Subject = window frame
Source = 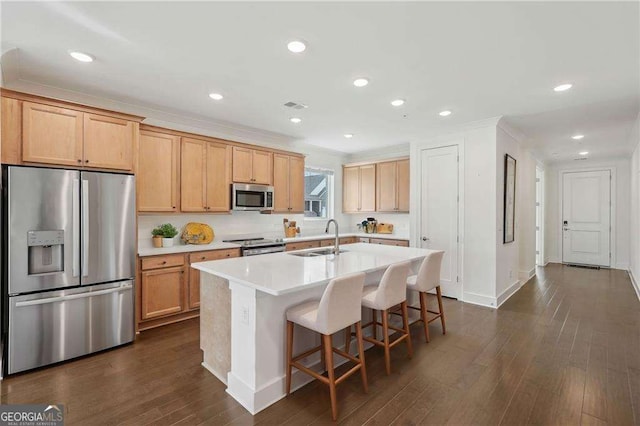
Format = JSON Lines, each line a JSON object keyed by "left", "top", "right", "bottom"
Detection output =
{"left": 303, "top": 166, "right": 334, "bottom": 221}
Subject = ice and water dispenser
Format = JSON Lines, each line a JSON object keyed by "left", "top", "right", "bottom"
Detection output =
{"left": 27, "top": 230, "right": 64, "bottom": 275}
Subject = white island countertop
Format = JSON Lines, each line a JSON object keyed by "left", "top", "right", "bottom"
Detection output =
{"left": 191, "top": 243, "right": 433, "bottom": 296}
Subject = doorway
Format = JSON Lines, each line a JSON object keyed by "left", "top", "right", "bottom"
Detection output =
{"left": 535, "top": 167, "right": 544, "bottom": 266}
{"left": 561, "top": 170, "right": 611, "bottom": 267}
{"left": 419, "top": 145, "right": 460, "bottom": 299}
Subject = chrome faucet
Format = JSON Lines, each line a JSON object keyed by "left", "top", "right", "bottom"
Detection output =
{"left": 325, "top": 219, "right": 340, "bottom": 255}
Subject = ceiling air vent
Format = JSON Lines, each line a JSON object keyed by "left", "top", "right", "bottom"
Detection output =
{"left": 284, "top": 101, "right": 309, "bottom": 110}
{"left": 573, "top": 157, "right": 588, "bottom": 161}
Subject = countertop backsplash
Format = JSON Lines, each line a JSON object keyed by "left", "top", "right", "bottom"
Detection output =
{"left": 138, "top": 212, "right": 410, "bottom": 244}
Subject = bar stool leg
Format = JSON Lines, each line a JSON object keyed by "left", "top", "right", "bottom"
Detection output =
{"left": 436, "top": 285, "right": 446, "bottom": 334}
{"left": 323, "top": 334, "right": 338, "bottom": 421}
{"left": 372, "top": 309, "right": 377, "bottom": 340}
{"left": 344, "top": 325, "right": 352, "bottom": 355}
{"left": 355, "top": 321, "right": 368, "bottom": 393}
{"left": 401, "top": 301, "right": 413, "bottom": 358}
{"left": 419, "top": 291, "right": 430, "bottom": 343}
{"left": 320, "top": 335, "right": 326, "bottom": 372}
{"left": 286, "top": 321, "right": 294, "bottom": 394}
{"left": 381, "top": 309, "right": 391, "bottom": 375}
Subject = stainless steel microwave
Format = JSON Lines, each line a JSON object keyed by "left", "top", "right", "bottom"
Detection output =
{"left": 231, "top": 183, "right": 274, "bottom": 211}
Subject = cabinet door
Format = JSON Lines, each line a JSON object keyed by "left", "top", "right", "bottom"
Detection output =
{"left": 397, "top": 159, "right": 410, "bottom": 212}
{"left": 359, "top": 164, "right": 377, "bottom": 212}
{"left": 206, "top": 142, "right": 232, "bottom": 212}
{"left": 343, "top": 166, "right": 360, "bottom": 213}
{"left": 232, "top": 146, "right": 253, "bottom": 183}
{"left": 141, "top": 266, "right": 185, "bottom": 319}
{"left": 138, "top": 130, "right": 180, "bottom": 212}
{"left": 376, "top": 161, "right": 397, "bottom": 212}
{"left": 1, "top": 97, "right": 21, "bottom": 165}
{"left": 272, "top": 154, "right": 290, "bottom": 212}
{"left": 22, "top": 102, "right": 83, "bottom": 166}
{"left": 289, "top": 156, "right": 305, "bottom": 213}
{"left": 181, "top": 138, "right": 207, "bottom": 212}
{"left": 83, "top": 113, "right": 134, "bottom": 170}
{"left": 252, "top": 150, "right": 273, "bottom": 185}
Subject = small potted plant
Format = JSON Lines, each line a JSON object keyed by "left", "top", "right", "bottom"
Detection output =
{"left": 159, "top": 223, "right": 179, "bottom": 247}
{"left": 151, "top": 226, "right": 164, "bottom": 248}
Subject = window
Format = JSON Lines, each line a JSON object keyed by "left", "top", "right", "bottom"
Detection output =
{"left": 304, "top": 168, "right": 333, "bottom": 219}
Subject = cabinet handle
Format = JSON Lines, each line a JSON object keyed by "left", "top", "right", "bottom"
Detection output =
{"left": 201, "top": 256, "right": 206, "bottom": 260}
{"left": 85, "top": 160, "right": 89, "bottom": 163}
{"left": 162, "top": 261, "right": 167, "bottom": 264}
{"left": 226, "top": 253, "right": 230, "bottom": 257}
{"left": 172, "top": 206, "right": 176, "bottom": 209}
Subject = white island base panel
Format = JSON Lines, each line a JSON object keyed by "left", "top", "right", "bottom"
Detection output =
{"left": 195, "top": 244, "right": 433, "bottom": 414}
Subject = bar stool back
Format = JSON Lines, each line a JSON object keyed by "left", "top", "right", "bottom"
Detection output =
{"left": 406, "top": 250, "right": 446, "bottom": 342}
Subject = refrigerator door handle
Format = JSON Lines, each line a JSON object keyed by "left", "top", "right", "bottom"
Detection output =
{"left": 72, "top": 179, "right": 80, "bottom": 277}
{"left": 82, "top": 179, "right": 89, "bottom": 277}
{"left": 14, "top": 284, "right": 133, "bottom": 307}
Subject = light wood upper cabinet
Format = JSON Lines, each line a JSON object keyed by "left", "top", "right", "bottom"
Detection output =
{"left": 344, "top": 158, "right": 409, "bottom": 213}
{"left": 180, "top": 138, "right": 207, "bottom": 212}
{"left": 205, "top": 142, "right": 232, "bottom": 212}
{"left": 1, "top": 97, "right": 21, "bottom": 165}
{"left": 180, "top": 138, "right": 231, "bottom": 213}
{"left": 273, "top": 154, "right": 305, "bottom": 213}
{"left": 138, "top": 130, "right": 180, "bottom": 212}
{"left": 22, "top": 102, "right": 83, "bottom": 166}
{"left": 141, "top": 266, "right": 185, "bottom": 320}
{"left": 83, "top": 113, "right": 134, "bottom": 170}
{"left": 232, "top": 146, "right": 272, "bottom": 185}
{"left": 360, "top": 164, "right": 376, "bottom": 212}
{"left": 376, "top": 159, "right": 409, "bottom": 212}
{"left": 343, "top": 164, "right": 376, "bottom": 213}
{"left": 397, "top": 159, "right": 410, "bottom": 211}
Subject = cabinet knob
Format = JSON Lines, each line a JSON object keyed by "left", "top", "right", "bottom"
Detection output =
{"left": 162, "top": 261, "right": 167, "bottom": 264}
{"left": 85, "top": 160, "right": 89, "bottom": 163}
{"left": 226, "top": 253, "right": 230, "bottom": 257}
{"left": 201, "top": 256, "right": 206, "bottom": 260}
{"left": 172, "top": 206, "right": 176, "bottom": 209}
{"left": 77, "top": 159, "right": 82, "bottom": 163}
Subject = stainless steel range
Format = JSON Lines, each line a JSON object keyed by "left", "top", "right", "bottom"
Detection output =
{"left": 222, "top": 238, "right": 285, "bottom": 256}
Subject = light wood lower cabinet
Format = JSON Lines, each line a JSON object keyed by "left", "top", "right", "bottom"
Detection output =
{"left": 141, "top": 266, "right": 185, "bottom": 320}
{"left": 138, "top": 248, "right": 240, "bottom": 330}
{"left": 285, "top": 240, "right": 321, "bottom": 251}
{"left": 369, "top": 238, "right": 410, "bottom": 247}
{"left": 319, "top": 237, "right": 357, "bottom": 247}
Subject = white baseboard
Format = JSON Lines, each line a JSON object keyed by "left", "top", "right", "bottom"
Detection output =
{"left": 615, "top": 262, "right": 629, "bottom": 270}
{"left": 628, "top": 269, "right": 640, "bottom": 301}
{"left": 462, "top": 291, "right": 497, "bottom": 309}
{"left": 518, "top": 268, "right": 535, "bottom": 281}
{"left": 497, "top": 280, "right": 524, "bottom": 307}
{"left": 201, "top": 361, "right": 227, "bottom": 385}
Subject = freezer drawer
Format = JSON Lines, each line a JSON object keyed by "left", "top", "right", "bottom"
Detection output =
{"left": 7, "top": 281, "right": 134, "bottom": 374}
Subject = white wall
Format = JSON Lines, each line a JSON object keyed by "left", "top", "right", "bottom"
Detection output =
{"left": 545, "top": 158, "right": 631, "bottom": 269}
{"left": 628, "top": 112, "right": 640, "bottom": 297}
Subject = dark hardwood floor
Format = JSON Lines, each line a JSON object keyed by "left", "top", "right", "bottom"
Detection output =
{"left": 2, "top": 264, "right": 639, "bottom": 425}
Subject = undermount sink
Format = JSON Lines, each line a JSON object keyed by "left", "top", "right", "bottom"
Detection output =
{"left": 288, "top": 248, "right": 346, "bottom": 257}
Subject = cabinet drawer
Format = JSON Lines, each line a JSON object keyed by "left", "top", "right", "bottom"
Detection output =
{"left": 189, "top": 248, "right": 241, "bottom": 263}
{"left": 369, "top": 238, "right": 409, "bottom": 247}
{"left": 141, "top": 254, "right": 185, "bottom": 270}
{"left": 320, "top": 237, "right": 356, "bottom": 247}
{"left": 285, "top": 241, "right": 321, "bottom": 251}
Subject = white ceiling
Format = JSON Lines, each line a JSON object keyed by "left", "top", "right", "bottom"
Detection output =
{"left": 1, "top": 1, "right": 639, "bottom": 161}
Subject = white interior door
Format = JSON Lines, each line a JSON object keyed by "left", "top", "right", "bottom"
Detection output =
{"left": 420, "top": 145, "right": 459, "bottom": 298}
{"left": 562, "top": 170, "right": 611, "bottom": 267}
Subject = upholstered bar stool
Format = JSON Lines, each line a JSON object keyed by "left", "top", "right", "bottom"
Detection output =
{"left": 285, "top": 272, "right": 367, "bottom": 421}
{"left": 406, "top": 250, "right": 446, "bottom": 342}
{"left": 347, "top": 261, "right": 412, "bottom": 375}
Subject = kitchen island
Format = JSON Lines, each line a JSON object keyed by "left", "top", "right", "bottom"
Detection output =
{"left": 191, "top": 243, "right": 436, "bottom": 414}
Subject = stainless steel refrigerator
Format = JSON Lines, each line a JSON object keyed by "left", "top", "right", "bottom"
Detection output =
{"left": 1, "top": 166, "right": 135, "bottom": 375}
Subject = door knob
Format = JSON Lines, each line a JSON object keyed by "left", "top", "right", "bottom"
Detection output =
{"left": 422, "top": 237, "right": 429, "bottom": 241}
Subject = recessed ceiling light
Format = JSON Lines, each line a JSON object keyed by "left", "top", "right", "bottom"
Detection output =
{"left": 69, "top": 51, "right": 94, "bottom": 63}
{"left": 353, "top": 78, "right": 369, "bottom": 87}
{"left": 290, "top": 117, "right": 302, "bottom": 124}
{"left": 439, "top": 110, "right": 452, "bottom": 117}
{"left": 209, "top": 93, "right": 224, "bottom": 101}
{"left": 579, "top": 151, "right": 589, "bottom": 156}
{"left": 344, "top": 133, "right": 354, "bottom": 138}
{"left": 572, "top": 134, "right": 584, "bottom": 140}
{"left": 287, "top": 40, "right": 306, "bottom": 53}
{"left": 554, "top": 83, "right": 573, "bottom": 92}
{"left": 391, "top": 99, "right": 405, "bottom": 107}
